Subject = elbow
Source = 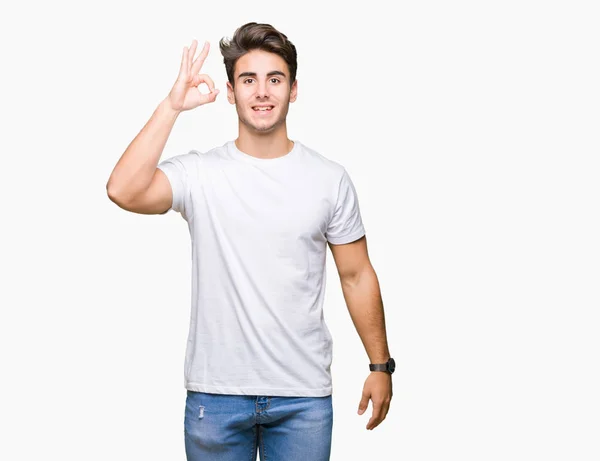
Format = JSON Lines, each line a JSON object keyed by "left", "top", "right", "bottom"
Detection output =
{"left": 106, "top": 179, "right": 119, "bottom": 200}
{"left": 106, "top": 184, "right": 128, "bottom": 208}
{"left": 106, "top": 183, "right": 119, "bottom": 203}
{"left": 340, "top": 264, "right": 375, "bottom": 289}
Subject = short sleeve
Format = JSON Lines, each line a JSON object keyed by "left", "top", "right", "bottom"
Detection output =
{"left": 156, "top": 151, "right": 197, "bottom": 220}
{"left": 326, "top": 169, "right": 366, "bottom": 244}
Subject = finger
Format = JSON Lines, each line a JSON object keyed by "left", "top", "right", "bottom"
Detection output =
{"left": 386, "top": 398, "right": 391, "bottom": 413}
{"left": 357, "top": 392, "right": 370, "bottom": 415}
{"left": 179, "top": 46, "right": 189, "bottom": 80}
{"left": 191, "top": 41, "right": 210, "bottom": 76}
{"left": 367, "top": 399, "right": 390, "bottom": 430}
{"left": 368, "top": 402, "right": 390, "bottom": 430}
{"left": 179, "top": 46, "right": 187, "bottom": 77}
{"left": 198, "top": 86, "right": 220, "bottom": 105}
{"left": 192, "top": 74, "right": 215, "bottom": 92}
{"left": 188, "top": 39, "right": 198, "bottom": 73}
{"left": 380, "top": 400, "right": 390, "bottom": 423}
{"left": 367, "top": 401, "right": 383, "bottom": 430}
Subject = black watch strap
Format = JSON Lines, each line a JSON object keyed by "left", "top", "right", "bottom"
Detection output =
{"left": 369, "top": 363, "right": 388, "bottom": 372}
{"left": 369, "top": 357, "right": 395, "bottom": 374}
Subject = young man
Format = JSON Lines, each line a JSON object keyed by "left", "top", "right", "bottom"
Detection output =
{"left": 106, "top": 22, "right": 393, "bottom": 461}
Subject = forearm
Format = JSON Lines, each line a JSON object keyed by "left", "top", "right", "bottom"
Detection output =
{"left": 340, "top": 267, "right": 390, "bottom": 364}
{"left": 106, "top": 98, "right": 181, "bottom": 202}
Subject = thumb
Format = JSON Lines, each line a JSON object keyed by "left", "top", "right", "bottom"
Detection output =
{"left": 200, "top": 88, "right": 219, "bottom": 105}
{"left": 208, "top": 88, "right": 220, "bottom": 101}
{"left": 357, "top": 392, "right": 370, "bottom": 415}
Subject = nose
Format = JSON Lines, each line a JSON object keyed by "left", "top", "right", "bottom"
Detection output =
{"left": 255, "top": 81, "right": 269, "bottom": 99}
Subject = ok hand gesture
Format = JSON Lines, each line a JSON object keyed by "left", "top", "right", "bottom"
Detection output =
{"left": 167, "top": 39, "right": 219, "bottom": 112}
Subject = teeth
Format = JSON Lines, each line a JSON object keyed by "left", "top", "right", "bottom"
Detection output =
{"left": 253, "top": 107, "right": 273, "bottom": 111}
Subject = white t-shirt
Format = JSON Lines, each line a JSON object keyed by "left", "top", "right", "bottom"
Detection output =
{"left": 157, "top": 140, "right": 365, "bottom": 397}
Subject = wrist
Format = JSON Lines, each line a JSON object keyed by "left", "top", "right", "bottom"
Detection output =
{"left": 160, "top": 97, "right": 182, "bottom": 118}
{"left": 369, "top": 357, "right": 395, "bottom": 375}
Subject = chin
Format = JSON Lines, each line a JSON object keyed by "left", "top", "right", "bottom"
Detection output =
{"left": 252, "top": 124, "right": 278, "bottom": 133}
{"left": 244, "top": 116, "right": 281, "bottom": 133}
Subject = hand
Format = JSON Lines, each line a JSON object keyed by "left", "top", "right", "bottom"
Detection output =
{"left": 167, "top": 39, "right": 219, "bottom": 112}
{"left": 357, "top": 372, "right": 393, "bottom": 430}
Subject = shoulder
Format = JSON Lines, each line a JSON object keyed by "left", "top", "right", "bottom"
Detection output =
{"left": 294, "top": 141, "right": 347, "bottom": 180}
{"left": 199, "top": 142, "right": 229, "bottom": 163}
{"left": 159, "top": 142, "right": 230, "bottom": 174}
{"left": 157, "top": 150, "right": 201, "bottom": 172}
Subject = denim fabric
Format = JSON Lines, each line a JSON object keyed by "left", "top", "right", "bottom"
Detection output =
{"left": 184, "top": 390, "right": 333, "bottom": 460}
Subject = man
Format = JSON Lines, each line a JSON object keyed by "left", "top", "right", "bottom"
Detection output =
{"left": 106, "top": 22, "right": 394, "bottom": 461}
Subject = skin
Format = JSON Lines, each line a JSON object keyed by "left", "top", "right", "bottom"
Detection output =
{"left": 224, "top": 48, "right": 392, "bottom": 431}
{"left": 226, "top": 49, "right": 298, "bottom": 160}
{"left": 171, "top": 40, "right": 393, "bottom": 430}
{"left": 328, "top": 235, "right": 393, "bottom": 430}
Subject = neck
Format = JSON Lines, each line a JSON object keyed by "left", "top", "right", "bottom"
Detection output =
{"left": 235, "top": 121, "right": 294, "bottom": 159}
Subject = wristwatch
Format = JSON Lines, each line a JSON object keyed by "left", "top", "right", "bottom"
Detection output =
{"left": 369, "top": 357, "right": 395, "bottom": 375}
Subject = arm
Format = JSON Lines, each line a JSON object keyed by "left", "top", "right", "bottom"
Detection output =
{"left": 329, "top": 234, "right": 393, "bottom": 431}
{"left": 328, "top": 235, "right": 390, "bottom": 364}
{"left": 106, "top": 39, "right": 219, "bottom": 210}
{"left": 106, "top": 98, "right": 181, "bottom": 206}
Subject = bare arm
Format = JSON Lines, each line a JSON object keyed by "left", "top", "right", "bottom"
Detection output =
{"left": 329, "top": 235, "right": 391, "bottom": 364}
{"left": 106, "top": 39, "right": 219, "bottom": 211}
{"left": 106, "top": 99, "right": 180, "bottom": 205}
{"left": 330, "top": 235, "right": 393, "bottom": 431}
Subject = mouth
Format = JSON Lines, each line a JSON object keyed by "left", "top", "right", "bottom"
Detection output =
{"left": 252, "top": 105, "right": 275, "bottom": 114}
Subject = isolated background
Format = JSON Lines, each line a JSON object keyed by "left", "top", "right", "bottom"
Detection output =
{"left": 1, "top": 0, "right": 598, "bottom": 460}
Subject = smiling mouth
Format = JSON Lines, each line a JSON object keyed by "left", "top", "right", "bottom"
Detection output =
{"left": 252, "top": 106, "right": 274, "bottom": 112}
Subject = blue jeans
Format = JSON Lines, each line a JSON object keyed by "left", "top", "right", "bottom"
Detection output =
{"left": 184, "top": 390, "right": 333, "bottom": 460}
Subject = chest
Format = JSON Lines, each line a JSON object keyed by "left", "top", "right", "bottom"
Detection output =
{"left": 192, "top": 165, "right": 334, "bottom": 244}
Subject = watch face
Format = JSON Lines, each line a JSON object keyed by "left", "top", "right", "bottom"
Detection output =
{"left": 388, "top": 358, "right": 396, "bottom": 373}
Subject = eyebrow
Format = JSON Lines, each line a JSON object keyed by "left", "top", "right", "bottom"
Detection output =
{"left": 237, "top": 71, "right": 287, "bottom": 80}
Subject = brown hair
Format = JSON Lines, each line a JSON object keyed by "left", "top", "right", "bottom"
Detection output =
{"left": 219, "top": 22, "right": 297, "bottom": 88}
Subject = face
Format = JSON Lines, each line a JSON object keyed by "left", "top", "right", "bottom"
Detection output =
{"left": 227, "top": 49, "right": 298, "bottom": 133}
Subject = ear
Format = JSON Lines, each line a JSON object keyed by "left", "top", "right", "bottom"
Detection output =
{"left": 289, "top": 79, "right": 298, "bottom": 103}
{"left": 226, "top": 81, "right": 235, "bottom": 105}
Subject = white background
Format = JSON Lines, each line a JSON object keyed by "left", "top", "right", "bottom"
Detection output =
{"left": 1, "top": 0, "right": 598, "bottom": 460}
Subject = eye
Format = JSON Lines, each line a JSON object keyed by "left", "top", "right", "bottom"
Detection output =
{"left": 243, "top": 77, "right": 281, "bottom": 84}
